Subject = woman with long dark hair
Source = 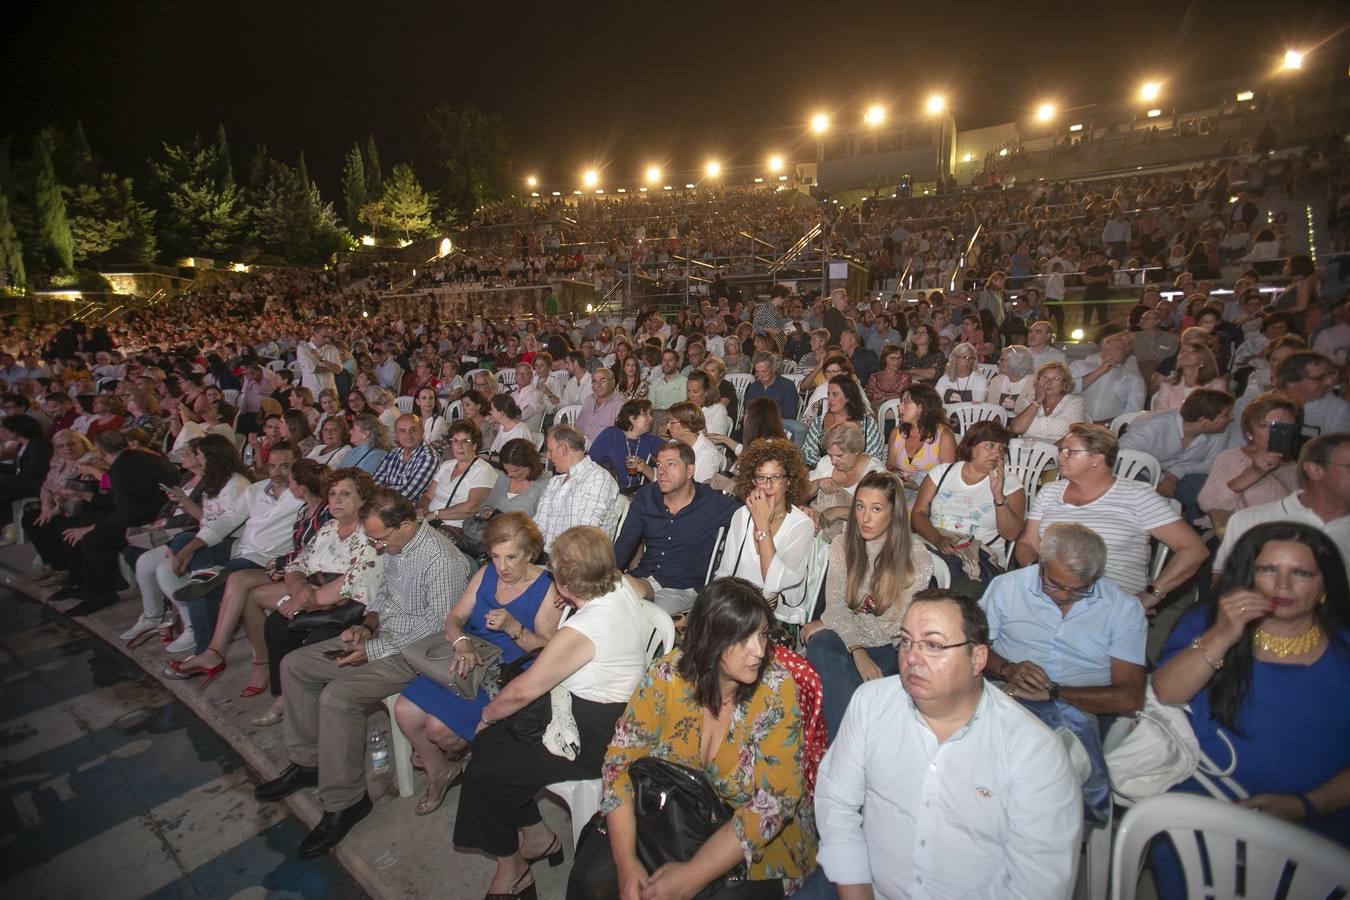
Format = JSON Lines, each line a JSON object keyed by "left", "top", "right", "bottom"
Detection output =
{"left": 1150, "top": 521, "right": 1350, "bottom": 895}
{"left": 801, "top": 375, "right": 884, "bottom": 468}
{"left": 886, "top": 384, "right": 956, "bottom": 492}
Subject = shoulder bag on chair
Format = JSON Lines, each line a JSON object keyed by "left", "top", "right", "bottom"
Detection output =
{"left": 402, "top": 632, "right": 504, "bottom": 700}
{"left": 1102, "top": 681, "right": 1239, "bottom": 803}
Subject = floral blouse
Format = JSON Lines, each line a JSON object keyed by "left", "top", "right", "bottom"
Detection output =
{"left": 601, "top": 652, "right": 817, "bottom": 888}
{"left": 284, "top": 519, "right": 385, "bottom": 606}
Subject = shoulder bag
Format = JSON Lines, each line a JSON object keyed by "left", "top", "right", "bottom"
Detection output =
{"left": 403, "top": 632, "right": 505, "bottom": 700}
{"left": 1102, "top": 681, "right": 1239, "bottom": 802}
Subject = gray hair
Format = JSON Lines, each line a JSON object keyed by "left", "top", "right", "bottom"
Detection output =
{"left": 548, "top": 423, "right": 586, "bottom": 452}
{"left": 751, "top": 350, "right": 779, "bottom": 371}
{"left": 363, "top": 385, "right": 394, "bottom": 408}
{"left": 1000, "top": 345, "right": 1035, "bottom": 380}
{"left": 1040, "top": 523, "right": 1108, "bottom": 582}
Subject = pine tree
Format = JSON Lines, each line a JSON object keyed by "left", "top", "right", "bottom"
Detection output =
{"left": 0, "top": 193, "right": 26, "bottom": 288}
{"left": 373, "top": 164, "right": 432, "bottom": 242}
{"left": 216, "top": 124, "right": 234, "bottom": 186}
{"left": 340, "top": 144, "right": 367, "bottom": 232}
{"left": 32, "top": 133, "right": 74, "bottom": 272}
{"left": 364, "top": 134, "right": 383, "bottom": 199}
{"left": 146, "top": 136, "right": 246, "bottom": 258}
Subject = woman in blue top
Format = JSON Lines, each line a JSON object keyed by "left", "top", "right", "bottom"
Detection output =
{"left": 587, "top": 398, "right": 663, "bottom": 494}
{"left": 395, "top": 512, "right": 562, "bottom": 815}
{"left": 337, "top": 413, "right": 390, "bottom": 476}
{"left": 1150, "top": 521, "right": 1350, "bottom": 897}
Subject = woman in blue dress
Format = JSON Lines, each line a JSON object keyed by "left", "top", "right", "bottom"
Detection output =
{"left": 394, "top": 512, "right": 562, "bottom": 815}
{"left": 1150, "top": 521, "right": 1350, "bottom": 896}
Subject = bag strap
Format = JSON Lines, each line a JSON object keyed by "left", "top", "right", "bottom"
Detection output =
{"left": 439, "top": 459, "right": 479, "bottom": 512}
{"left": 729, "top": 518, "right": 752, "bottom": 577}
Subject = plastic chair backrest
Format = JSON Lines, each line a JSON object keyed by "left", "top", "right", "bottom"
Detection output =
{"left": 609, "top": 494, "right": 631, "bottom": 540}
{"left": 635, "top": 599, "right": 676, "bottom": 661}
{"left": 946, "top": 401, "right": 1008, "bottom": 435}
{"left": 395, "top": 395, "right": 415, "bottom": 414}
{"left": 496, "top": 369, "right": 517, "bottom": 387}
{"left": 928, "top": 548, "right": 951, "bottom": 588}
{"left": 1109, "top": 793, "right": 1350, "bottom": 900}
{"left": 1115, "top": 448, "right": 1162, "bottom": 489}
{"left": 443, "top": 399, "right": 464, "bottom": 420}
{"left": 704, "top": 527, "right": 727, "bottom": 586}
{"left": 1005, "top": 438, "right": 1060, "bottom": 503}
{"left": 555, "top": 404, "right": 582, "bottom": 427}
{"left": 1110, "top": 410, "right": 1147, "bottom": 437}
{"left": 726, "top": 374, "right": 754, "bottom": 421}
{"left": 875, "top": 398, "right": 902, "bottom": 437}
{"left": 978, "top": 363, "right": 999, "bottom": 381}
{"left": 221, "top": 389, "right": 240, "bottom": 406}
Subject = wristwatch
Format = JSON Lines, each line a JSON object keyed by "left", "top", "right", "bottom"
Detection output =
{"left": 1145, "top": 584, "right": 1164, "bottom": 600}
{"left": 1048, "top": 682, "right": 1061, "bottom": 701}
{"left": 754, "top": 529, "right": 769, "bottom": 543}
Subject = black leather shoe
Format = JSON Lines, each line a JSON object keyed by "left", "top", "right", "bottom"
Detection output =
{"left": 68, "top": 596, "right": 117, "bottom": 617}
{"left": 253, "top": 763, "right": 318, "bottom": 802}
{"left": 297, "top": 794, "right": 372, "bottom": 859}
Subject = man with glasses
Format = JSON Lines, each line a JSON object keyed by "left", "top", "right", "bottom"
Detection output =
{"left": 256, "top": 487, "right": 471, "bottom": 858}
{"left": 805, "top": 588, "right": 1081, "bottom": 900}
{"left": 1275, "top": 351, "right": 1350, "bottom": 438}
{"left": 982, "top": 523, "right": 1146, "bottom": 717}
{"left": 613, "top": 441, "right": 740, "bottom": 613}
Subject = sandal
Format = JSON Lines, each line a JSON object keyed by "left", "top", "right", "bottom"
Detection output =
{"left": 252, "top": 704, "right": 285, "bottom": 727}
{"left": 415, "top": 755, "right": 468, "bottom": 816}
{"left": 239, "top": 661, "right": 270, "bottom": 698}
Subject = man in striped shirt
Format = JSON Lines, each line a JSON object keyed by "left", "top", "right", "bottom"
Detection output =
{"left": 257, "top": 488, "right": 471, "bottom": 859}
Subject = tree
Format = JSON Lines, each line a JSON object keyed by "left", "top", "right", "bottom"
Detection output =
{"left": 146, "top": 136, "right": 247, "bottom": 258}
{"left": 363, "top": 164, "right": 432, "bottom": 242}
{"left": 0, "top": 193, "right": 26, "bottom": 288}
{"left": 364, "top": 134, "right": 383, "bottom": 200}
{"left": 247, "top": 151, "right": 348, "bottom": 263}
{"left": 32, "top": 132, "right": 74, "bottom": 273}
{"left": 68, "top": 174, "right": 157, "bottom": 265}
{"left": 340, "top": 144, "right": 367, "bottom": 232}
{"left": 417, "top": 102, "right": 515, "bottom": 219}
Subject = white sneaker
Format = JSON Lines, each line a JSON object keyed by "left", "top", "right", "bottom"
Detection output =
{"left": 120, "top": 615, "right": 162, "bottom": 643}
{"left": 165, "top": 627, "right": 197, "bottom": 654}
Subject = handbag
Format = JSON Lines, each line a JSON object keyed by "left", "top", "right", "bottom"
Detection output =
{"left": 285, "top": 600, "right": 366, "bottom": 634}
{"left": 630, "top": 757, "right": 745, "bottom": 897}
{"left": 500, "top": 648, "right": 553, "bottom": 741}
{"left": 455, "top": 511, "right": 493, "bottom": 558}
{"left": 1102, "top": 681, "right": 1239, "bottom": 802}
{"left": 403, "top": 632, "right": 504, "bottom": 700}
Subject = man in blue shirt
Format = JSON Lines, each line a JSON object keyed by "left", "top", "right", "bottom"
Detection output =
{"left": 980, "top": 523, "right": 1146, "bottom": 717}
{"left": 743, "top": 351, "right": 803, "bottom": 443}
{"left": 613, "top": 441, "right": 741, "bottom": 613}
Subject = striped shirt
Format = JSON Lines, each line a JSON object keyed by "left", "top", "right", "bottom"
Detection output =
{"left": 364, "top": 523, "right": 471, "bottom": 660}
{"left": 1027, "top": 478, "right": 1178, "bottom": 594}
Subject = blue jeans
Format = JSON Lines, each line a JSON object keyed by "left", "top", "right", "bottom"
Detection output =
{"left": 805, "top": 629, "right": 899, "bottom": 742}
{"left": 793, "top": 868, "right": 840, "bottom": 900}
{"left": 783, "top": 418, "right": 807, "bottom": 447}
{"left": 181, "top": 556, "right": 264, "bottom": 653}
{"left": 1172, "top": 472, "right": 1208, "bottom": 527}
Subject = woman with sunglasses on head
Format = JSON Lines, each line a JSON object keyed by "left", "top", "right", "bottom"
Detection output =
{"left": 1149, "top": 522, "right": 1350, "bottom": 899}
{"left": 800, "top": 470, "right": 933, "bottom": 741}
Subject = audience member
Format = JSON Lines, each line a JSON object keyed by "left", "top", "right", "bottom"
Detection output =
{"left": 534, "top": 424, "right": 619, "bottom": 552}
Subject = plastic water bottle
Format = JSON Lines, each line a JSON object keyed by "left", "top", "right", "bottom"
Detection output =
{"left": 368, "top": 728, "right": 389, "bottom": 774}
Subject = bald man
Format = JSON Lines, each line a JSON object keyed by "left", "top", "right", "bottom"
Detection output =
{"left": 371, "top": 414, "right": 439, "bottom": 499}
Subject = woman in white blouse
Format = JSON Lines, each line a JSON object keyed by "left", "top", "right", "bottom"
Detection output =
{"left": 1008, "top": 360, "right": 1085, "bottom": 442}
{"left": 422, "top": 420, "right": 499, "bottom": 528}
{"left": 807, "top": 422, "right": 886, "bottom": 543}
{"left": 306, "top": 415, "right": 353, "bottom": 466}
{"left": 714, "top": 438, "right": 816, "bottom": 613}
{"left": 934, "top": 342, "right": 989, "bottom": 404}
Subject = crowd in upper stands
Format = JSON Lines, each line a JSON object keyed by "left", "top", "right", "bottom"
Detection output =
{"left": 0, "top": 149, "right": 1348, "bottom": 898}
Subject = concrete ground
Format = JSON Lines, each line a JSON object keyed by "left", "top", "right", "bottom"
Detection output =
{"left": 0, "top": 544, "right": 578, "bottom": 900}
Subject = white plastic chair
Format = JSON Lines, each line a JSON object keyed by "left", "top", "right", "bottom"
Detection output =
{"left": 444, "top": 399, "right": 464, "bottom": 420}
{"left": 977, "top": 363, "right": 999, "bottom": 381}
{"left": 1115, "top": 448, "right": 1162, "bottom": 489}
{"left": 221, "top": 389, "right": 240, "bottom": 406}
{"left": 946, "top": 401, "right": 1007, "bottom": 435}
{"left": 875, "top": 398, "right": 902, "bottom": 438}
{"left": 1005, "top": 438, "right": 1060, "bottom": 504}
{"left": 395, "top": 395, "right": 415, "bottom": 414}
{"left": 928, "top": 547, "right": 951, "bottom": 588}
{"left": 778, "top": 533, "right": 828, "bottom": 627}
{"left": 785, "top": 372, "right": 806, "bottom": 392}
{"left": 803, "top": 394, "right": 827, "bottom": 422}
{"left": 381, "top": 695, "right": 416, "bottom": 799}
{"left": 1109, "top": 410, "right": 1147, "bottom": 437}
{"left": 703, "top": 527, "right": 727, "bottom": 586}
{"left": 726, "top": 373, "right": 754, "bottom": 422}
{"left": 1110, "top": 793, "right": 1350, "bottom": 900}
{"left": 1148, "top": 499, "right": 1182, "bottom": 583}
{"left": 555, "top": 404, "right": 582, "bottom": 427}
{"left": 267, "top": 359, "right": 287, "bottom": 372}
{"left": 609, "top": 494, "right": 631, "bottom": 541}
{"left": 496, "top": 369, "right": 517, "bottom": 388}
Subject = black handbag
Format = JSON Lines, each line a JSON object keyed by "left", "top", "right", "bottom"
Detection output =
{"left": 499, "top": 649, "right": 553, "bottom": 741}
{"left": 286, "top": 600, "right": 366, "bottom": 634}
{"left": 630, "top": 757, "right": 744, "bottom": 893}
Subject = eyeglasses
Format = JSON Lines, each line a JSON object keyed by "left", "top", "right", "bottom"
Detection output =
{"left": 449, "top": 437, "right": 475, "bottom": 445}
{"left": 896, "top": 636, "right": 976, "bottom": 656}
{"left": 366, "top": 529, "right": 397, "bottom": 550}
{"left": 752, "top": 473, "right": 787, "bottom": 486}
{"left": 1039, "top": 570, "right": 1095, "bottom": 601}
{"left": 1056, "top": 446, "right": 1092, "bottom": 457}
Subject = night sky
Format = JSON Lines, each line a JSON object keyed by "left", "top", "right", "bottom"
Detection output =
{"left": 3, "top": 0, "right": 1344, "bottom": 193}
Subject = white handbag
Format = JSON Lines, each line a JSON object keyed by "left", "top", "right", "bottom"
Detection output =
{"left": 1103, "top": 681, "right": 1240, "bottom": 803}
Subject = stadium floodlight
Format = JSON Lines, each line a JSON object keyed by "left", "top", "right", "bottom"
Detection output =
{"left": 925, "top": 95, "right": 946, "bottom": 115}
{"left": 582, "top": 169, "right": 599, "bottom": 188}
{"left": 1035, "top": 102, "right": 1055, "bottom": 123}
{"left": 1139, "top": 81, "right": 1162, "bottom": 102}
{"left": 705, "top": 160, "right": 722, "bottom": 178}
{"left": 1146, "top": 108, "right": 1162, "bottom": 118}
{"left": 526, "top": 175, "right": 538, "bottom": 188}
{"left": 810, "top": 112, "right": 830, "bottom": 134}
{"left": 1236, "top": 90, "right": 1254, "bottom": 102}
{"left": 767, "top": 154, "right": 784, "bottom": 173}
{"left": 962, "top": 153, "right": 973, "bottom": 163}
{"left": 645, "top": 165, "right": 662, "bottom": 184}
{"left": 864, "top": 104, "right": 886, "bottom": 126}
{"left": 1282, "top": 49, "right": 1304, "bottom": 70}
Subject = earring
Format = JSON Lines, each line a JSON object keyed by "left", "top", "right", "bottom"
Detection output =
{"left": 1320, "top": 593, "right": 1327, "bottom": 606}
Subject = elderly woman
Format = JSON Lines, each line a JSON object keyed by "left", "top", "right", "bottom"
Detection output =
{"left": 801, "top": 471, "right": 933, "bottom": 740}
{"left": 986, "top": 345, "right": 1035, "bottom": 416}
{"left": 808, "top": 421, "right": 887, "bottom": 543}
{"left": 910, "top": 420, "right": 1027, "bottom": 588}
{"left": 802, "top": 375, "right": 884, "bottom": 468}
{"left": 393, "top": 513, "right": 561, "bottom": 814}
{"left": 573, "top": 578, "right": 817, "bottom": 898}
{"left": 1153, "top": 342, "right": 1228, "bottom": 413}
{"left": 365, "top": 386, "right": 399, "bottom": 432}
{"left": 886, "top": 384, "right": 957, "bottom": 492}
{"left": 1008, "top": 360, "right": 1086, "bottom": 442}
{"left": 934, "top": 341, "right": 989, "bottom": 404}
{"left": 1151, "top": 522, "right": 1350, "bottom": 898}
{"left": 1197, "top": 392, "right": 1302, "bottom": 530}
{"left": 26, "top": 429, "right": 96, "bottom": 580}
{"left": 306, "top": 415, "right": 352, "bottom": 466}
{"left": 487, "top": 393, "right": 533, "bottom": 455}
{"left": 902, "top": 323, "right": 945, "bottom": 382}
{"left": 1017, "top": 424, "right": 1208, "bottom": 607}
{"left": 452, "top": 525, "right": 652, "bottom": 900}
{"left": 338, "top": 413, "right": 390, "bottom": 476}
{"left": 588, "top": 398, "right": 664, "bottom": 493}
{"left": 422, "top": 420, "right": 498, "bottom": 528}
{"left": 315, "top": 389, "right": 344, "bottom": 434}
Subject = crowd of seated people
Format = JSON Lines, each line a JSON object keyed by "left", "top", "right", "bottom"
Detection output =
{"left": 0, "top": 178, "right": 1347, "bottom": 898}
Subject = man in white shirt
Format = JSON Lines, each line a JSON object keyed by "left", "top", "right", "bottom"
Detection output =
{"left": 805, "top": 589, "right": 1081, "bottom": 900}
{"left": 685, "top": 370, "right": 730, "bottom": 436}
{"left": 511, "top": 362, "right": 554, "bottom": 434}
{"left": 1119, "top": 389, "right": 1235, "bottom": 521}
{"left": 296, "top": 325, "right": 342, "bottom": 395}
{"left": 1274, "top": 351, "right": 1350, "bottom": 438}
{"left": 558, "top": 350, "right": 593, "bottom": 408}
{"left": 1070, "top": 324, "right": 1146, "bottom": 423}
{"left": 372, "top": 346, "right": 403, "bottom": 391}
{"left": 1213, "top": 433, "right": 1350, "bottom": 575}
{"left": 534, "top": 424, "right": 619, "bottom": 552}
{"left": 1312, "top": 297, "right": 1350, "bottom": 367}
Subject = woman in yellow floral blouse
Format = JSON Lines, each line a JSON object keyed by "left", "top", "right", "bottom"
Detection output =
{"left": 573, "top": 578, "right": 817, "bottom": 899}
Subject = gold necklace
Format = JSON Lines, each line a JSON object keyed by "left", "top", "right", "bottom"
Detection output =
{"left": 1254, "top": 623, "right": 1323, "bottom": 658}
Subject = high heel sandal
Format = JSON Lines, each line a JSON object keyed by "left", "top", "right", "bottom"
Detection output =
{"left": 162, "top": 650, "right": 225, "bottom": 687}
{"left": 239, "top": 661, "right": 269, "bottom": 698}
{"left": 522, "top": 834, "right": 564, "bottom": 868}
{"left": 414, "top": 756, "right": 467, "bottom": 817}
{"left": 484, "top": 870, "right": 536, "bottom": 900}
